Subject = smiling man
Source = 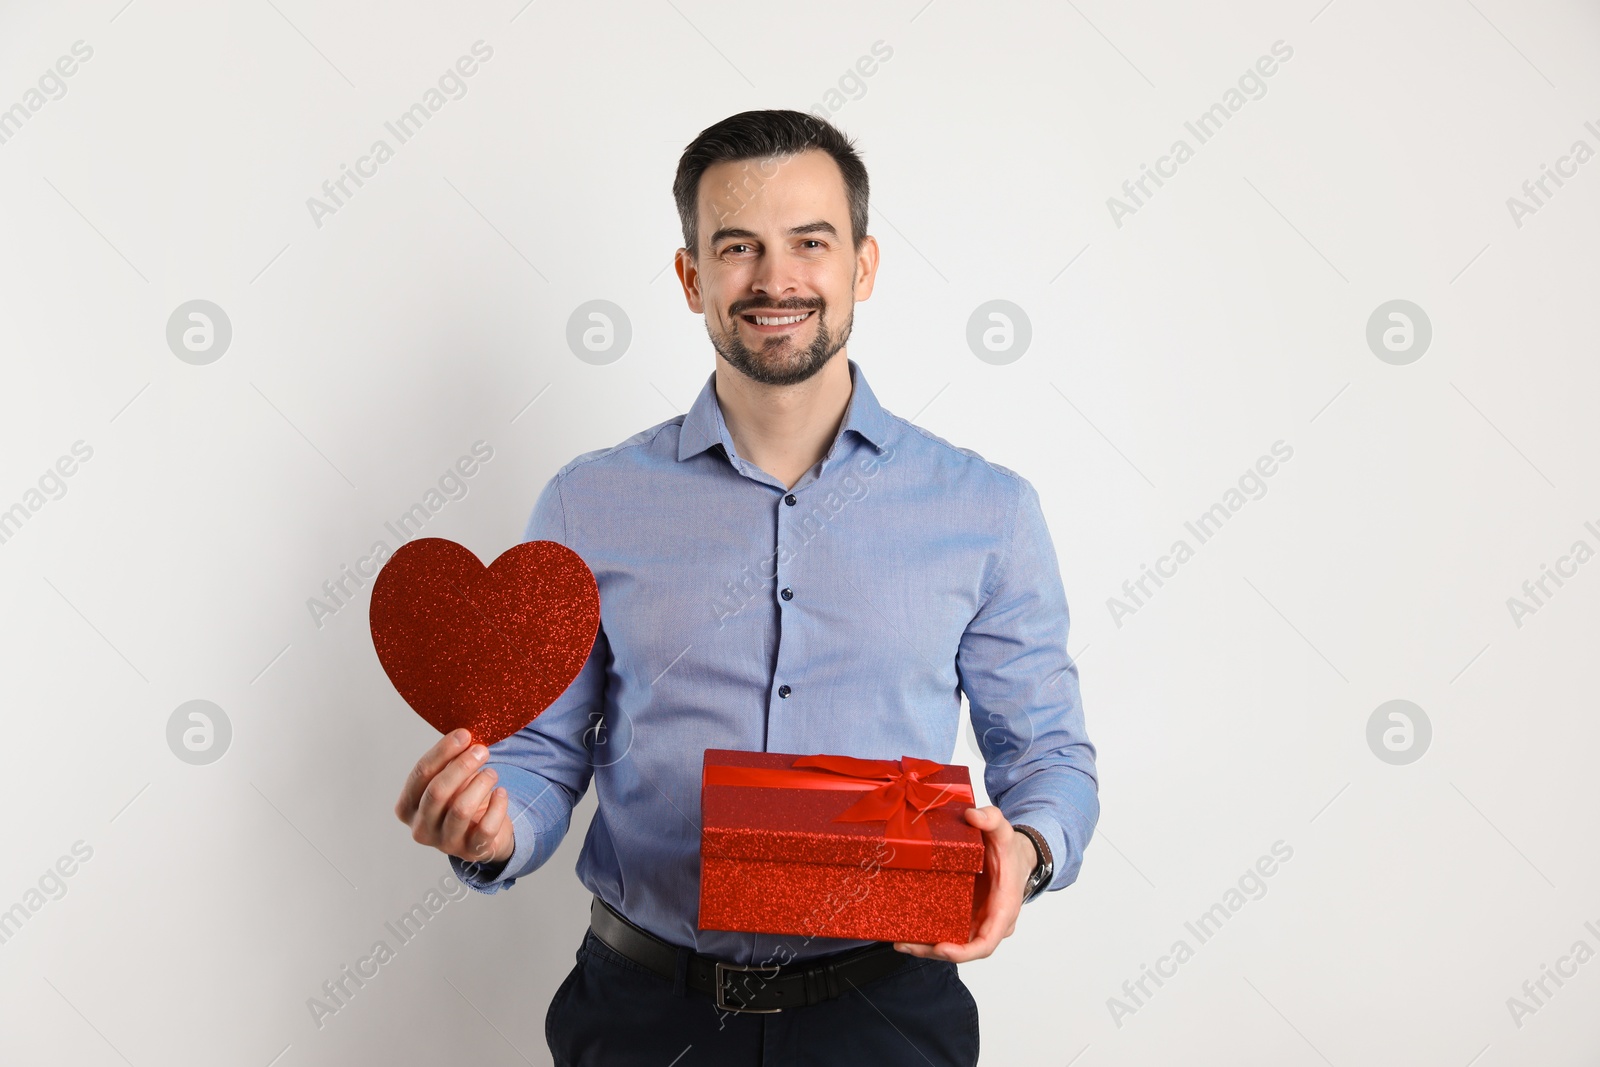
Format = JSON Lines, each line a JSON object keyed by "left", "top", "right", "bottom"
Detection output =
{"left": 395, "top": 110, "right": 1098, "bottom": 1066}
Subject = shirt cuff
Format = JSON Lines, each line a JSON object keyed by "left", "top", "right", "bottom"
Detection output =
{"left": 448, "top": 763, "right": 575, "bottom": 895}
{"left": 1008, "top": 813, "right": 1067, "bottom": 900}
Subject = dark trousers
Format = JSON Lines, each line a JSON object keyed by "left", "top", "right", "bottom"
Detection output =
{"left": 545, "top": 928, "right": 980, "bottom": 1066}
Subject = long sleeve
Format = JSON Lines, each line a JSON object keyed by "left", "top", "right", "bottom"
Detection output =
{"left": 450, "top": 472, "right": 609, "bottom": 894}
{"left": 433, "top": 360, "right": 1101, "bottom": 961}
{"left": 955, "top": 474, "right": 1098, "bottom": 895}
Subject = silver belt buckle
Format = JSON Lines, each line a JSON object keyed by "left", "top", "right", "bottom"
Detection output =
{"left": 714, "top": 960, "right": 783, "bottom": 1013}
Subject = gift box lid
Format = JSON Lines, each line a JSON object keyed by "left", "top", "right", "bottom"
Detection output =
{"left": 700, "top": 748, "right": 984, "bottom": 873}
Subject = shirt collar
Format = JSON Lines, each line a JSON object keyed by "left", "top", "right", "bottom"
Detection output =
{"left": 677, "top": 358, "right": 893, "bottom": 464}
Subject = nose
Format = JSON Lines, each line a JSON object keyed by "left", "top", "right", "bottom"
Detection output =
{"left": 749, "top": 247, "right": 802, "bottom": 302}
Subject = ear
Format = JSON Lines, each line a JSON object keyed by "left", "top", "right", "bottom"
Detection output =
{"left": 852, "top": 235, "right": 880, "bottom": 302}
{"left": 674, "top": 248, "right": 704, "bottom": 313}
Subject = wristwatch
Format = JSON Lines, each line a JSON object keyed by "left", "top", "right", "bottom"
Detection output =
{"left": 1013, "top": 823, "right": 1054, "bottom": 904}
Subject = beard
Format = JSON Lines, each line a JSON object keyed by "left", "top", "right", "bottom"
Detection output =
{"left": 708, "top": 297, "right": 853, "bottom": 387}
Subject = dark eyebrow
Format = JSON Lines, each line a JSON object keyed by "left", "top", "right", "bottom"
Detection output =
{"left": 707, "top": 220, "right": 839, "bottom": 248}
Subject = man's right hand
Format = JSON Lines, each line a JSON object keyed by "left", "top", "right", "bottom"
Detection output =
{"left": 396, "top": 728, "right": 515, "bottom": 870}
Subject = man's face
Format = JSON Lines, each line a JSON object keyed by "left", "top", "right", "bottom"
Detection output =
{"left": 676, "top": 148, "right": 878, "bottom": 387}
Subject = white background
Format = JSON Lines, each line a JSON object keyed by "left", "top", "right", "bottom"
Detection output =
{"left": 1, "top": 1, "right": 1597, "bottom": 1064}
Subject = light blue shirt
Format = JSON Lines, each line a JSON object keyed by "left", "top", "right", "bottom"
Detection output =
{"left": 451, "top": 358, "right": 1098, "bottom": 964}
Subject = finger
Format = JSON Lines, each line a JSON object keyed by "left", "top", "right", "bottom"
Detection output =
{"left": 972, "top": 900, "right": 1008, "bottom": 948}
{"left": 924, "top": 940, "right": 973, "bottom": 963}
{"left": 964, "top": 805, "right": 1002, "bottom": 827}
{"left": 440, "top": 766, "right": 499, "bottom": 852}
{"left": 966, "top": 809, "right": 1009, "bottom": 845}
{"left": 396, "top": 728, "right": 472, "bottom": 821}
{"left": 467, "top": 786, "right": 510, "bottom": 859}
{"left": 415, "top": 743, "right": 491, "bottom": 838}
{"left": 893, "top": 941, "right": 937, "bottom": 957}
{"left": 941, "top": 937, "right": 992, "bottom": 963}
{"left": 975, "top": 855, "right": 1018, "bottom": 937}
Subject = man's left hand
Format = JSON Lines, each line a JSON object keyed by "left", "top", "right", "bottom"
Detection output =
{"left": 892, "top": 805, "right": 1035, "bottom": 962}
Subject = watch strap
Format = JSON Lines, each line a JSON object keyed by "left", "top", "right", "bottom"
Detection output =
{"left": 1013, "top": 823, "right": 1053, "bottom": 902}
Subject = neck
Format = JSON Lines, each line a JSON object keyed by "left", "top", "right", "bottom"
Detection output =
{"left": 714, "top": 352, "right": 853, "bottom": 490}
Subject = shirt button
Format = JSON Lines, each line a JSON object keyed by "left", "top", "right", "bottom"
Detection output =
{"left": 778, "top": 684, "right": 792, "bottom": 698}
{"left": 780, "top": 587, "right": 793, "bottom": 601}
{"left": 784, "top": 494, "right": 796, "bottom": 506}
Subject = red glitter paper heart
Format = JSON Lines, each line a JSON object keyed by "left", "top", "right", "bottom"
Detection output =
{"left": 369, "top": 538, "right": 600, "bottom": 746}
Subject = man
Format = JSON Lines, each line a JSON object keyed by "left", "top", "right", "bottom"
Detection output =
{"left": 395, "top": 110, "right": 1098, "bottom": 1065}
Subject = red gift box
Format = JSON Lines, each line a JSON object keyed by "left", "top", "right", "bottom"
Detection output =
{"left": 698, "top": 748, "right": 985, "bottom": 945}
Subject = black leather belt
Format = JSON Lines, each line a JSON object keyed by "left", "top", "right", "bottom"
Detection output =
{"left": 587, "top": 895, "right": 913, "bottom": 1013}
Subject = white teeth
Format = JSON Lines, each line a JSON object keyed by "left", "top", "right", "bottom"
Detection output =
{"left": 751, "top": 313, "right": 810, "bottom": 325}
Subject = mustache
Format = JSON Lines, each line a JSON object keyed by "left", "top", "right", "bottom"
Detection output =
{"left": 729, "top": 298, "right": 823, "bottom": 316}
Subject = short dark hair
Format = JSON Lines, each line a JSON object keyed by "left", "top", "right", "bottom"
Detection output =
{"left": 673, "top": 109, "right": 869, "bottom": 259}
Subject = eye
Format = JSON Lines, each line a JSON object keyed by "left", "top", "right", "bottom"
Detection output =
{"left": 801, "top": 239, "right": 825, "bottom": 249}
{"left": 723, "top": 243, "right": 753, "bottom": 255}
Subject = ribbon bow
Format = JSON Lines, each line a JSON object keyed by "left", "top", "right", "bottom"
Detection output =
{"left": 704, "top": 753, "right": 974, "bottom": 868}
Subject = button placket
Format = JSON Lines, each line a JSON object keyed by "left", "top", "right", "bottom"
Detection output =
{"left": 773, "top": 490, "right": 797, "bottom": 711}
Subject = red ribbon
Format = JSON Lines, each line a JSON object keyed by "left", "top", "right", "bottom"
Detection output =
{"left": 703, "top": 754, "right": 974, "bottom": 869}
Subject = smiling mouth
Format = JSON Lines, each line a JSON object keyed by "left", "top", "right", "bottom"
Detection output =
{"left": 739, "top": 309, "right": 816, "bottom": 329}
